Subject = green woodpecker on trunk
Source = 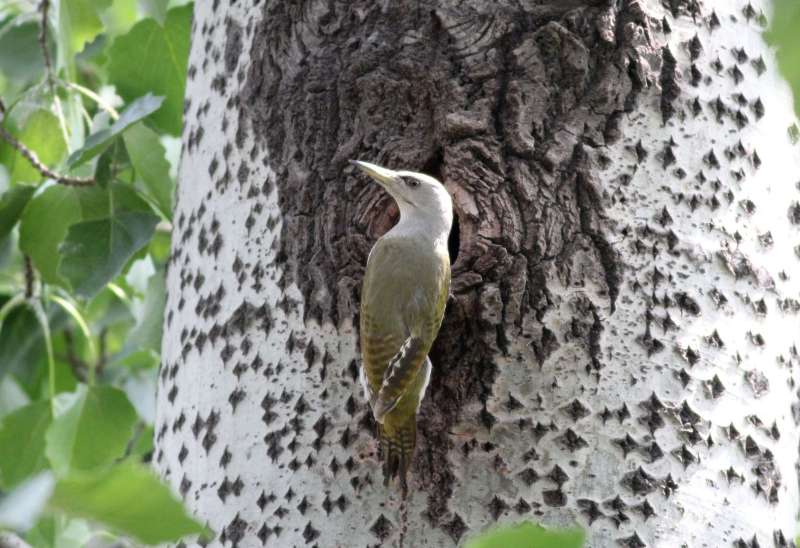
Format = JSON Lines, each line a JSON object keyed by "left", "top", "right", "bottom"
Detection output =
{"left": 351, "top": 160, "right": 453, "bottom": 493}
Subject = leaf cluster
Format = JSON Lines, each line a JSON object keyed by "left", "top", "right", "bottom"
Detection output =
{"left": 0, "top": 0, "right": 207, "bottom": 545}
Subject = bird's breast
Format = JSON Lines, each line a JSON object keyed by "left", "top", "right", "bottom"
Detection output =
{"left": 362, "top": 238, "right": 446, "bottom": 321}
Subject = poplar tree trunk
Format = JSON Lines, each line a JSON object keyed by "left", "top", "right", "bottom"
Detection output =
{"left": 155, "top": 0, "right": 800, "bottom": 546}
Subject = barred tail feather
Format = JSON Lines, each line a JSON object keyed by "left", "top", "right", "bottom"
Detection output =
{"left": 378, "top": 419, "right": 417, "bottom": 495}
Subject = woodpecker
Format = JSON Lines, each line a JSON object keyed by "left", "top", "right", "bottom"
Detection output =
{"left": 351, "top": 160, "right": 453, "bottom": 493}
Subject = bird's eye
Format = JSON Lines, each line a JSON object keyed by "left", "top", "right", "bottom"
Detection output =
{"left": 404, "top": 177, "right": 420, "bottom": 188}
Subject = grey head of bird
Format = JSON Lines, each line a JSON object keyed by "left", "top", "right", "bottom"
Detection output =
{"left": 350, "top": 160, "right": 453, "bottom": 239}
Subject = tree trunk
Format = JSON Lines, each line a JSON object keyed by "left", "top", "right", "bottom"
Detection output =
{"left": 155, "top": 0, "right": 800, "bottom": 546}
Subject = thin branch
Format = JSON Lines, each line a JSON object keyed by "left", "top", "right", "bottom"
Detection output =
{"left": 62, "top": 328, "right": 89, "bottom": 382}
{"left": 38, "top": 0, "right": 70, "bottom": 148}
{"left": 0, "top": 124, "right": 94, "bottom": 186}
{"left": 61, "top": 324, "right": 107, "bottom": 382}
{"left": 67, "top": 82, "right": 120, "bottom": 120}
{"left": 1, "top": 92, "right": 92, "bottom": 187}
{"left": 39, "top": 0, "right": 55, "bottom": 92}
{"left": 96, "top": 326, "right": 108, "bottom": 375}
{"left": 23, "top": 255, "right": 35, "bottom": 298}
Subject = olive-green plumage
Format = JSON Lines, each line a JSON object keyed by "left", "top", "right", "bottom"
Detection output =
{"left": 352, "top": 160, "right": 453, "bottom": 493}
{"left": 361, "top": 238, "right": 450, "bottom": 484}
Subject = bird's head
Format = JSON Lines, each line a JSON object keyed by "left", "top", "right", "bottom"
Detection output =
{"left": 351, "top": 160, "right": 453, "bottom": 234}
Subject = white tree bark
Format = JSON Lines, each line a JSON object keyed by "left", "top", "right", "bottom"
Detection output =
{"left": 156, "top": 0, "right": 800, "bottom": 546}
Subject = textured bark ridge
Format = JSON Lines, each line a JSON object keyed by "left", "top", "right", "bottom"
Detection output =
{"left": 157, "top": 0, "right": 800, "bottom": 546}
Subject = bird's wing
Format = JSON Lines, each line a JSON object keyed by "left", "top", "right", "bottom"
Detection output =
{"left": 371, "top": 252, "right": 450, "bottom": 422}
{"left": 371, "top": 336, "right": 425, "bottom": 420}
{"left": 360, "top": 241, "right": 409, "bottom": 405}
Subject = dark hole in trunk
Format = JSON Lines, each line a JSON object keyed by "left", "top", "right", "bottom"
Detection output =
{"left": 420, "top": 146, "right": 460, "bottom": 264}
{"left": 448, "top": 212, "right": 460, "bottom": 264}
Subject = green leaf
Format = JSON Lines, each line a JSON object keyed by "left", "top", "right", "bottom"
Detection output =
{"left": 0, "top": 306, "right": 44, "bottom": 384}
{"left": 120, "top": 268, "right": 165, "bottom": 358}
{"left": 59, "top": 0, "right": 111, "bottom": 55}
{"left": 60, "top": 92, "right": 88, "bottom": 154}
{"left": 0, "top": 185, "right": 35, "bottom": 240}
{"left": 45, "top": 385, "right": 137, "bottom": 476}
{"left": 26, "top": 517, "right": 57, "bottom": 548}
{"left": 59, "top": 211, "right": 158, "bottom": 297}
{"left": 0, "top": 21, "right": 47, "bottom": 98}
{"left": 58, "top": 184, "right": 159, "bottom": 298}
{"left": 123, "top": 122, "right": 174, "bottom": 218}
{"left": 50, "top": 462, "right": 207, "bottom": 544}
{"left": 100, "top": 0, "right": 139, "bottom": 37}
{"left": 26, "top": 516, "right": 93, "bottom": 548}
{"left": 117, "top": 349, "right": 159, "bottom": 370}
{"left": 107, "top": 4, "right": 192, "bottom": 135}
{"left": 0, "top": 302, "right": 68, "bottom": 392}
{"left": 19, "top": 184, "right": 82, "bottom": 286}
{"left": 85, "top": 287, "right": 135, "bottom": 330}
{"left": 0, "top": 401, "right": 51, "bottom": 489}
{"left": 128, "top": 424, "right": 154, "bottom": 460}
{"left": 2, "top": 110, "right": 67, "bottom": 184}
{"left": 75, "top": 183, "right": 112, "bottom": 220}
{"left": 148, "top": 227, "right": 172, "bottom": 264}
{"left": 466, "top": 522, "right": 585, "bottom": 548}
{"left": 67, "top": 94, "right": 165, "bottom": 167}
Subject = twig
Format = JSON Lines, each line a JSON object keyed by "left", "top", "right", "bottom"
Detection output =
{"left": 61, "top": 325, "right": 107, "bottom": 382}
{"left": 67, "top": 82, "right": 120, "bottom": 120}
{"left": 0, "top": 124, "right": 94, "bottom": 186}
{"left": 39, "top": 0, "right": 55, "bottom": 93}
{"left": 95, "top": 326, "right": 108, "bottom": 376}
{"left": 62, "top": 328, "right": 89, "bottom": 382}
{"left": 1, "top": 92, "right": 92, "bottom": 187}
{"left": 38, "top": 0, "right": 70, "bottom": 149}
{"left": 23, "top": 255, "right": 35, "bottom": 298}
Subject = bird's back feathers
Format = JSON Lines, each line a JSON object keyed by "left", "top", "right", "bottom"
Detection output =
{"left": 360, "top": 236, "right": 450, "bottom": 491}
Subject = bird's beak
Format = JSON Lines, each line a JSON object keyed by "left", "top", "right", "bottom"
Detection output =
{"left": 350, "top": 160, "right": 397, "bottom": 187}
